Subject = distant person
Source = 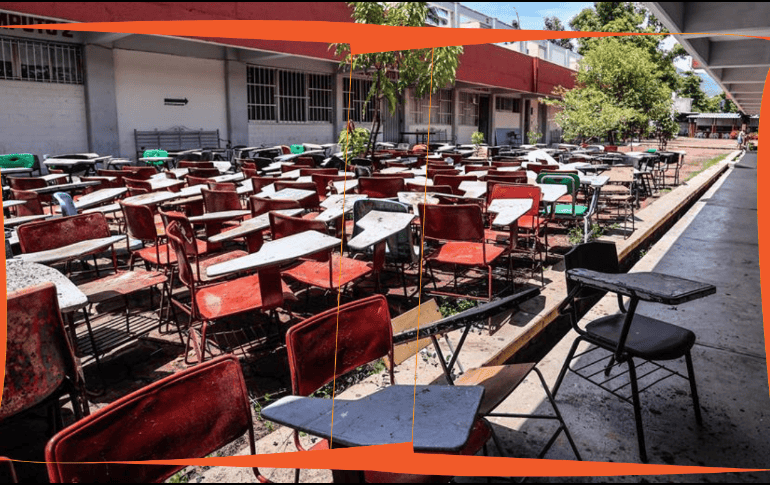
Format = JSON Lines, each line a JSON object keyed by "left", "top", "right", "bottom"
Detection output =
{"left": 737, "top": 130, "right": 745, "bottom": 150}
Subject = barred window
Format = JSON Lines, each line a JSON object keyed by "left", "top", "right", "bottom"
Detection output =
{"left": 247, "top": 65, "right": 332, "bottom": 123}
{"left": 343, "top": 78, "right": 374, "bottom": 123}
{"left": 459, "top": 92, "right": 479, "bottom": 126}
{"left": 411, "top": 89, "right": 452, "bottom": 125}
{"left": 0, "top": 36, "right": 83, "bottom": 84}
{"left": 495, "top": 97, "right": 521, "bottom": 113}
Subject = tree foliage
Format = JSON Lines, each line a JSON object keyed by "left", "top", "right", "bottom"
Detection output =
{"left": 569, "top": 2, "right": 685, "bottom": 91}
{"left": 677, "top": 71, "right": 710, "bottom": 112}
{"left": 331, "top": 2, "right": 463, "bottom": 156}
{"left": 543, "top": 16, "right": 574, "bottom": 51}
{"left": 546, "top": 38, "right": 676, "bottom": 143}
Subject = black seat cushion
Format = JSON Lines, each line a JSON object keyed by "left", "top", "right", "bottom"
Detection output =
{"left": 585, "top": 313, "right": 696, "bottom": 361}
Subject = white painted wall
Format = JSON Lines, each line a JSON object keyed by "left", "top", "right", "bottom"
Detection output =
{"left": 113, "top": 49, "right": 228, "bottom": 158}
{"left": 0, "top": 80, "right": 88, "bottom": 156}
{"left": 248, "top": 123, "right": 335, "bottom": 146}
{"left": 456, "top": 125, "right": 478, "bottom": 144}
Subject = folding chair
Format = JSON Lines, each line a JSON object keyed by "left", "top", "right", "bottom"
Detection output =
{"left": 45, "top": 355, "right": 270, "bottom": 482}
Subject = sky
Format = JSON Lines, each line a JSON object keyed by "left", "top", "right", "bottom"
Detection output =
{"left": 460, "top": 2, "right": 721, "bottom": 96}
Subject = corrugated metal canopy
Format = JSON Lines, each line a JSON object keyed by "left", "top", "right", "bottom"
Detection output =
{"left": 646, "top": 3, "right": 765, "bottom": 116}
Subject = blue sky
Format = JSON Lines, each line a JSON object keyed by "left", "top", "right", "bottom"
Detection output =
{"left": 461, "top": 2, "right": 721, "bottom": 96}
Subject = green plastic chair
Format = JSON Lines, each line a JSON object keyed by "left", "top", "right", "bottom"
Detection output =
{"left": 143, "top": 149, "right": 168, "bottom": 167}
{"left": 0, "top": 154, "right": 35, "bottom": 169}
{"left": 289, "top": 144, "right": 305, "bottom": 154}
{"left": 537, "top": 172, "right": 586, "bottom": 218}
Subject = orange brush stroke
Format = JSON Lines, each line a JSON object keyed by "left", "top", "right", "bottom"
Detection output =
{"left": 0, "top": 18, "right": 767, "bottom": 479}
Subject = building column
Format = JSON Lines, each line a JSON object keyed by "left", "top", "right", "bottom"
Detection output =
{"left": 225, "top": 57, "right": 248, "bottom": 147}
{"left": 83, "top": 44, "right": 119, "bottom": 156}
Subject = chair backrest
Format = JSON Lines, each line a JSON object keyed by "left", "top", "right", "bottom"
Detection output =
{"left": 249, "top": 176, "right": 278, "bottom": 194}
{"left": 268, "top": 212, "right": 329, "bottom": 261}
{"left": 491, "top": 160, "right": 522, "bottom": 168}
{"left": 280, "top": 163, "right": 299, "bottom": 173}
{"left": 2, "top": 282, "right": 80, "bottom": 422}
{"left": 165, "top": 220, "right": 198, "bottom": 288}
{"left": 352, "top": 198, "right": 415, "bottom": 263}
{"left": 242, "top": 167, "right": 259, "bottom": 179}
{"left": 97, "top": 169, "right": 129, "bottom": 186}
{"left": 419, "top": 203, "right": 484, "bottom": 242}
{"left": 294, "top": 156, "right": 315, "bottom": 168}
{"left": 124, "top": 177, "right": 155, "bottom": 193}
{"left": 8, "top": 176, "right": 46, "bottom": 192}
{"left": 178, "top": 160, "right": 214, "bottom": 169}
{"left": 158, "top": 209, "right": 201, "bottom": 258}
{"left": 426, "top": 167, "right": 460, "bottom": 179}
{"left": 563, "top": 241, "right": 619, "bottom": 315}
{"left": 184, "top": 175, "right": 212, "bottom": 188}
{"left": 299, "top": 168, "right": 336, "bottom": 177}
{"left": 529, "top": 164, "right": 560, "bottom": 175}
{"left": 80, "top": 176, "right": 110, "bottom": 192}
{"left": 45, "top": 355, "right": 259, "bottom": 483}
{"left": 537, "top": 173, "right": 579, "bottom": 210}
{"left": 17, "top": 213, "right": 111, "bottom": 254}
{"left": 311, "top": 174, "right": 345, "bottom": 197}
{"left": 358, "top": 177, "right": 405, "bottom": 198}
{"left": 53, "top": 192, "right": 78, "bottom": 217}
{"left": 433, "top": 175, "right": 477, "bottom": 195}
{"left": 187, "top": 168, "right": 220, "bottom": 179}
{"left": 488, "top": 184, "right": 541, "bottom": 218}
{"left": 121, "top": 202, "right": 160, "bottom": 243}
{"left": 249, "top": 196, "right": 302, "bottom": 217}
{"left": 201, "top": 188, "right": 241, "bottom": 213}
{"left": 10, "top": 189, "right": 44, "bottom": 216}
{"left": 240, "top": 161, "right": 257, "bottom": 171}
{"left": 121, "top": 166, "right": 156, "bottom": 180}
{"left": 207, "top": 181, "right": 237, "bottom": 192}
{"left": 372, "top": 172, "right": 412, "bottom": 179}
{"left": 286, "top": 295, "right": 394, "bottom": 397}
{"left": 463, "top": 164, "right": 488, "bottom": 172}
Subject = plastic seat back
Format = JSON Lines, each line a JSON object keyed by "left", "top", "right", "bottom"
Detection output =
{"left": 121, "top": 166, "right": 156, "bottom": 180}
{"left": 159, "top": 209, "right": 201, "bottom": 257}
{"left": 249, "top": 176, "right": 278, "bottom": 194}
{"left": 186, "top": 175, "right": 213, "bottom": 187}
{"left": 207, "top": 181, "right": 237, "bottom": 192}
{"left": 299, "top": 168, "right": 336, "bottom": 177}
{"left": 45, "top": 355, "right": 256, "bottom": 483}
{"left": 201, "top": 188, "right": 241, "bottom": 213}
{"left": 419, "top": 203, "right": 484, "bottom": 243}
{"left": 53, "top": 192, "right": 78, "bottom": 217}
{"left": 17, "top": 213, "right": 111, "bottom": 254}
{"left": 358, "top": 177, "right": 405, "bottom": 198}
{"left": 286, "top": 295, "right": 394, "bottom": 397}
{"left": 2, "top": 283, "right": 79, "bottom": 421}
{"left": 563, "top": 241, "right": 620, "bottom": 318}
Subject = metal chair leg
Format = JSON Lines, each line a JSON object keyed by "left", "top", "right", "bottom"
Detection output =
{"left": 552, "top": 337, "right": 582, "bottom": 398}
{"left": 685, "top": 350, "right": 703, "bottom": 425}
{"left": 627, "top": 357, "right": 648, "bottom": 463}
{"left": 533, "top": 368, "right": 582, "bottom": 461}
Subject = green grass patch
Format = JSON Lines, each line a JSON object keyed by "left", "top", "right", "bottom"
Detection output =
{"left": 685, "top": 154, "right": 728, "bottom": 182}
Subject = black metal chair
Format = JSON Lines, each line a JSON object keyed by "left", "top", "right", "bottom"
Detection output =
{"left": 552, "top": 241, "right": 710, "bottom": 463}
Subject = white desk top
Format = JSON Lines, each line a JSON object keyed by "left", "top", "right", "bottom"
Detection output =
{"left": 487, "top": 198, "right": 533, "bottom": 227}
{"left": 207, "top": 208, "right": 303, "bottom": 243}
{"left": 16, "top": 235, "right": 125, "bottom": 266}
{"left": 206, "top": 230, "right": 341, "bottom": 278}
{"left": 73, "top": 187, "right": 127, "bottom": 210}
{"left": 347, "top": 210, "right": 415, "bottom": 251}
{"left": 5, "top": 260, "right": 88, "bottom": 313}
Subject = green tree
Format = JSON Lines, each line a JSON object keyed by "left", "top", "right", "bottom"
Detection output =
{"left": 543, "top": 16, "right": 574, "bottom": 51}
{"left": 546, "top": 38, "right": 675, "bottom": 143}
{"left": 331, "top": 2, "right": 463, "bottom": 157}
{"left": 570, "top": 2, "right": 686, "bottom": 91}
{"left": 677, "top": 71, "right": 710, "bottom": 112}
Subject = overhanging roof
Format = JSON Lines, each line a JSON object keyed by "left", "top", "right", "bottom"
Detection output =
{"left": 645, "top": 2, "right": 766, "bottom": 116}
{"left": 687, "top": 113, "right": 741, "bottom": 119}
